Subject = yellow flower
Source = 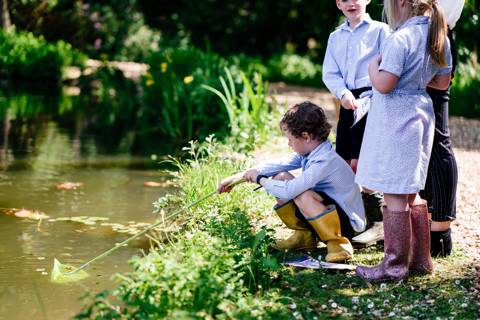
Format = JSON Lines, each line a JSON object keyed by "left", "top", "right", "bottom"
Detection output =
{"left": 161, "top": 63, "right": 167, "bottom": 73}
{"left": 146, "top": 79, "right": 155, "bottom": 86}
{"left": 183, "top": 76, "right": 194, "bottom": 84}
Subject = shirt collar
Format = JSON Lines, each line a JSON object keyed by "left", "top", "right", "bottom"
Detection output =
{"left": 398, "top": 16, "right": 429, "bottom": 30}
{"left": 339, "top": 13, "right": 372, "bottom": 31}
{"left": 304, "top": 140, "right": 332, "bottom": 161}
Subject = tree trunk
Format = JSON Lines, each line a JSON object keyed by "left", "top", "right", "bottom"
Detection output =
{"left": 0, "top": 0, "right": 11, "bottom": 32}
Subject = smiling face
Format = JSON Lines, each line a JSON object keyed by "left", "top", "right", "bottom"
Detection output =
{"left": 336, "top": 0, "right": 371, "bottom": 28}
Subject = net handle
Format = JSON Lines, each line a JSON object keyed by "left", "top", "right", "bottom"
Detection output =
{"left": 65, "top": 190, "right": 217, "bottom": 275}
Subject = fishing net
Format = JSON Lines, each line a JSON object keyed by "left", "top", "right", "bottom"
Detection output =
{"left": 49, "top": 188, "right": 222, "bottom": 284}
{"left": 50, "top": 259, "right": 89, "bottom": 284}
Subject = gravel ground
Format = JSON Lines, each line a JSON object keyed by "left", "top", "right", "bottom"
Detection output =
{"left": 268, "top": 84, "right": 480, "bottom": 266}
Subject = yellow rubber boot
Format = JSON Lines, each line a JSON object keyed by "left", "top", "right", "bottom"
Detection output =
{"left": 307, "top": 205, "right": 354, "bottom": 262}
{"left": 273, "top": 201, "right": 317, "bottom": 250}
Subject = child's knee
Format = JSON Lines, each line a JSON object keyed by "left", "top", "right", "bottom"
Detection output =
{"left": 293, "top": 191, "right": 326, "bottom": 215}
{"left": 273, "top": 172, "right": 294, "bottom": 181}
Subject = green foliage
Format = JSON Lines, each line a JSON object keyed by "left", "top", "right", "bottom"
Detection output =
{"left": 76, "top": 138, "right": 290, "bottom": 319}
{"left": 455, "top": 0, "right": 480, "bottom": 63}
{"left": 76, "top": 232, "right": 289, "bottom": 319}
{"left": 203, "top": 68, "right": 275, "bottom": 151}
{"left": 140, "top": 46, "right": 276, "bottom": 150}
{"left": 267, "top": 54, "right": 324, "bottom": 87}
{"left": 10, "top": 0, "right": 149, "bottom": 61}
{"left": 450, "top": 55, "right": 480, "bottom": 119}
{"left": 139, "top": 0, "right": 339, "bottom": 60}
{"left": 0, "top": 28, "right": 86, "bottom": 82}
{"left": 140, "top": 47, "right": 230, "bottom": 146}
{"left": 117, "top": 24, "right": 161, "bottom": 62}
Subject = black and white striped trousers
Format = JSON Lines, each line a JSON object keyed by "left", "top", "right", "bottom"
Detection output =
{"left": 420, "top": 87, "right": 458, "bottom": 221}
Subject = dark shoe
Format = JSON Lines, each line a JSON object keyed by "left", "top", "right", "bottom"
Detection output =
{"left": 409, "top": 201, "right": 434, "bottom": 273}
{"left": 362, "top": 192, "right": 385, "bottom": 226}
{"left": 431, "top": 229, "right": 452, "bottom": 257}
{"left": 356, "top": 207, "right": 411, "bottom": 282}
{"left": 352, "top": 221, "right": 384, "bottom": 245}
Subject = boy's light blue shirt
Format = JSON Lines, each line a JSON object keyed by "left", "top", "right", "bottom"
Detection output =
{"left": 256, "top": 141, "right": 366, "bottom": 232}
{"left": 322, "top": 14, "right": 390, "bottom": 99}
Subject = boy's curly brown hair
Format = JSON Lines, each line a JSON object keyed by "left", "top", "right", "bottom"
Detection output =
{"left": 280, "top": 101, "right": 332, "bottom": 141}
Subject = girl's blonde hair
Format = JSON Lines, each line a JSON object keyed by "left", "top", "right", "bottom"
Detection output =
{"left": 383, "top": 0, "right": 448, "bottom": 67}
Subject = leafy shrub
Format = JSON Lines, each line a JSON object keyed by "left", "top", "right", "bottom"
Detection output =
{"left": 140, "top": 46, "right": 274, "bottom": 149}
{"left": 226, "top": 53, "right": 324, "bottom": 88}
{"left": 266, "top": 54, "right": 324, "bottom": 87}
{"left": 77, "top": 138, "right": 290, "bottom": 319}
{"left": 450, "top": 56, "right": 480, "bottom": 119}
{"left": 140, "top": 47, "right": 228, "bottom": 145}
{"left": 0, "top": 29, "right": 86, "bottom": 82}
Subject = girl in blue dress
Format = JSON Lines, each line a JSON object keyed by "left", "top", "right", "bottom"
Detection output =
{"left": 355, "top": 0, "right": 452, "bottom": 282}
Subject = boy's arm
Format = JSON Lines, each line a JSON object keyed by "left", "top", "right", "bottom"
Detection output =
{"left": 322, "top": 35, "right": 350, "bottom": 100}
{"left": 255, "top": 153, "right": 302, "bottom": 177}
{"left": 259, "top": 161, "right": 328, "bottom": 202}
{"left": 217, "top": 153, "right": 302, "bottom": 194}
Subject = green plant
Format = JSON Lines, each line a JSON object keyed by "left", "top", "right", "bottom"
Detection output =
{"left": 450, "top": 55, "right": 480, "bottom": 119}
{"left": 76, "top": 137, "right": 290, "bottom": 319}
{"left": 267, "top": 53, "right": 324, "bottom": 87}
{"left": 141, "top": 47, "right": 231, "bottom": 146}
{"left": 0, "top": 28, "right": 86, "bottom": 82}
{"left": 203, "top": 68, "right": 274, "bottom": 151}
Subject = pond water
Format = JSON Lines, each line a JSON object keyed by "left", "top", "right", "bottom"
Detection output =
{"left": 0, "top": 79, "right": 177, "bottom": 319}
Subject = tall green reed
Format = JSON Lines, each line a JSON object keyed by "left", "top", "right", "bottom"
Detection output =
{"left": 202, "top": 68, "right": 275, "bottom": 151}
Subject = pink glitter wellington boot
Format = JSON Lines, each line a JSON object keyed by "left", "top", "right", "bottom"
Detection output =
{"left": 409, "top": 200, "right": 434, "bottom": 273}
{"left": 356, "top": 207, "right": 411, "bottom": 282}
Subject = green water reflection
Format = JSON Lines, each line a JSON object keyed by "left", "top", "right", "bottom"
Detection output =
{"left": 0, "top": 73, "right": 177, "bottom": 319}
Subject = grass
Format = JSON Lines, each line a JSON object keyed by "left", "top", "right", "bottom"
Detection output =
{"left": 276, "top": 246, "right": 479, "bottom": 319}
{"left": 77, "top": 137, "right": 480, "bottom": 319}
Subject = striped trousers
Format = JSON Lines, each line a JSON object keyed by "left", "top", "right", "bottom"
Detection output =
{"left": 420, "top": 87, "right": 458, "bottom": 221}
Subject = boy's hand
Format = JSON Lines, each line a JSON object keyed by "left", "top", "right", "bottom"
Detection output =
{"left": 340, "top": 91, "right": 358, "bottom": 110}
{"left": 243, "top": 169, "right": 260, "bottom": 183}
{"left": 217, "top": 172, "right": 245, "bottom": 193}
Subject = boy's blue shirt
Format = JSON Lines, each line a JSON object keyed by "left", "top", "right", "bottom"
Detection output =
{"left": 322, "top": 13, "right": 391, "bottom": 99}
{"left": 256, "top": 140, "right": 366, "bottom": 232}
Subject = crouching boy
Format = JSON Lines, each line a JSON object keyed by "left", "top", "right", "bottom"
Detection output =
{"left": 218, "top": 102, "right": 366, "bottom": 262}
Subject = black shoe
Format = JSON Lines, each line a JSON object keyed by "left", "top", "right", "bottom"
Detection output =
{"left": 430, "top": 229, "right": 452, "bottom": 257}
{"left": 362, "top": 192, "right": 385, "bottom": 226}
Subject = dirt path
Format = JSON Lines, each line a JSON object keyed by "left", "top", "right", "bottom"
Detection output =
{"left": 268, "top": 84, "right": 480, "bottom": 265}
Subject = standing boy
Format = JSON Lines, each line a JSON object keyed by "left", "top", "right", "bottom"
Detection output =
{"left": 218, "top": 102, "right": 365, "bottom": 262}
{"left": 322, "top": 0, "right": 390, "bottom": 243}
